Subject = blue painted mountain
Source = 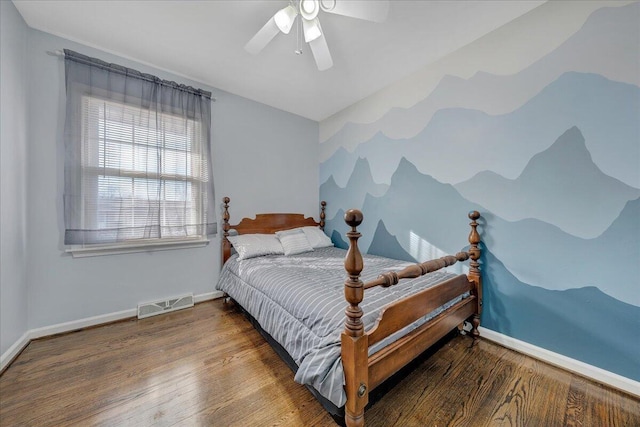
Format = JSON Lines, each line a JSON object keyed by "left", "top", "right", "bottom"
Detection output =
{"left": 327, "top": 157, "right": 639, "bottom": 305}
{"left": 324, "top": 158, "right": 476, "bottom": 264}
{"left": 482, "top": 247, "right": 640, "bottom": 381}
{"left": 368, "top": 220, "right": 417, "bottom": 263}
{"left": 320, "top": 71, "right": 640, "bottom": 189}
{"left": 321, "top": 3, "right": 640, "bottom": 188}
{"left": 331, "top": 229, "right": 348, "bottom": 250}
{"left": 358, "top": 157, "right": 481, "bottom": 256}
{"left": 325, "top": 207, "right": 384, "bottom": 261}
{"left": 329, "top": 217, "right": 417, "bottom": 263}
{"left": 320, "top": 157, "right": 388, "bottom": 220}
{"left": 326, "top": 209, "right": 348, "bottom": 249}
{"left": 320, "top": 147, "right": 357, "bottom": 191}
{"left": 455, "top": 126, "right": 640, "bottom": 239}
{"left": 491, "top": 196, "right": 639, "bottom": 306}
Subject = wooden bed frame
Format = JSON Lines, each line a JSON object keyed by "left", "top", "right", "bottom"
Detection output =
{"left": 221, "top": 196, "right": 326, "bottom": 264}
{"left": 220, "top": 197, "right": 482, "bottom": 427}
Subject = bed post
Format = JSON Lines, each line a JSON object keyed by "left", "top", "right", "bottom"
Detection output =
{"left": 320, "top": 201, "right": 326, "bottom": 230}
{"left": 222, "top": 197, "right": 231, "bottom": 265}
{"left": 342, "top": 209, "right": 368, "bottom": 427}
{"left": 468, "top": 211, "right": 482, "bottom": 341}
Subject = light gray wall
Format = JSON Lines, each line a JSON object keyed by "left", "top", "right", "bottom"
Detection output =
{"left": 1, "top": 1, "right": 30, "bottom": 356}
{"left": 214, "top": 92, "right": 319, "bottom": 221}
{"left": 24, "top": 29, "right": 318, "bottom": 330}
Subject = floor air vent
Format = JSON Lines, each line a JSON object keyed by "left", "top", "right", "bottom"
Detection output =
{"left": 137, "top": 294, "right": 194, "bottom": 319}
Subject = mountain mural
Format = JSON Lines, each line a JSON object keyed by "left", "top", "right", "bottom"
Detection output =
{"left": 368, "top": 219, "right": 469, "bottom": 276}
{"left": 320, "top": 157, "right": 388, "bottom": 220}
{"left": 320, "top": 2, "right": 639, "bottom": 387}
{"left": 326, "top": 207, "right": 376, "bottom": 267}
{"left": 328, "top": 217, "right": 640, "bottom": 381}
{"left": 321, "top": 71, "right": 640, "bottom": 189}
{"left": 327, "top": 209, "right": 348, "bottom": 249}
{"left": 455, "top": 126, "right": 640, "bottom": 238}
{"left": 325, "top": 158, "right": 480, "bottom": 272}
{"left": 330, "top": 229, "right": 348, "bottom": 250}
{"left": 324, "top": 156, "right": 639, "bottom": 305}
{"left": 482, "top": 248, "right": 640, "bottom": 381}
{"left": 320, "top": 3, "right": 640, "bottom": 190}
{"left": 358, "top": 157, "right": 482, "bottom": 255}
{"left": 490, "top": 196, "right": 639, "bottom": 306}
{"left": 368, "top": 220, "right": 416, "bottom": 263}
{"left": 320, "top": 147, "right": 359, "bottom": 192}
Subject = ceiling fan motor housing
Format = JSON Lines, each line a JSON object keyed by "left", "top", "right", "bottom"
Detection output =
{"left": 300, "top": 0, "right": 320, "bottom": 20}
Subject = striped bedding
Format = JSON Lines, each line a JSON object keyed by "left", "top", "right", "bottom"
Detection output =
{"left": 215, "top": 247, "right": 466, "bottom": 407}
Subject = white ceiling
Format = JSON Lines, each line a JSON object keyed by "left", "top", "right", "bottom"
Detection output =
{"left": 13, "top": 0, "right": 544, "bottom": 122}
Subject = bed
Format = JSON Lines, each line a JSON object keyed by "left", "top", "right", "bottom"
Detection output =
{"left": 216, "top": 197, "right": 482, "bottom": 427}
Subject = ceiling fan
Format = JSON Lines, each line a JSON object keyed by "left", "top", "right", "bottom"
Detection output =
{"left": 245, "top": 0, "right": 390, "bottom": 71}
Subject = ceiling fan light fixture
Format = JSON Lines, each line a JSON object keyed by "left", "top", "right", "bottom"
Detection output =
{"left": 299, "top": 0, "right": 320, "bottom": 20}
{"left": 302, "top": 18, "right": 322, "bottom": 43}
{"left": 245, "top": 0, "right": 389, "bottom": 70}
{"left": 274, "top": 4, "right": 298, "bottom": 34}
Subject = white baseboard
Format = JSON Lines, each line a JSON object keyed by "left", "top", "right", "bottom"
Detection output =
{"left": 479, "top": 327, "right": 640, "bottom": 398}
{"left": 29, "top": 308, "right": 138, "bottom": 340}
{"left": 0, "top": 291, "right": 224, "bottom": 373}
{"left": 195, "top": 290, "right": 224, "bottom": 303}
{"left": 0, "top": 331, "right": 31, "bottom": 373}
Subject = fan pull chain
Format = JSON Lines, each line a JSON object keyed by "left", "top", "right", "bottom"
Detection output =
{"left": 295, "top": 12, "right": 303, "bottom": 55}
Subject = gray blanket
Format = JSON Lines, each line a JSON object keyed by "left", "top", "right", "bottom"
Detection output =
{"left": 215, "top": 247, "right": 465, "bottom": 407}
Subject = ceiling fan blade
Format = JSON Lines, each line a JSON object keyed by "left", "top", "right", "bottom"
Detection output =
{"left": 309, "top": 32, "right": 333, "bottom": 71}
{"left": 320, "top": 0, "right": 389, "bottom": 23}
{"left": 244, "top": 16, "right": 280, "bottom": 55}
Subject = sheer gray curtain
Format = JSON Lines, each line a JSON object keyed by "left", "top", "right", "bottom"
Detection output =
{"left": 63, "top": 49, "right": 216, "bottom": 245}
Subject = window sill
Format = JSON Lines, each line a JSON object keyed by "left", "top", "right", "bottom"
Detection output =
{"left": 66, "top": 237, "right": 210, "bottom": 258}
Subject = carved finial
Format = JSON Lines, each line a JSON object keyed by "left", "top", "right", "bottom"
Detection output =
{"left": 344, "top": 209, "right": 364, "bottom": 337}
{"left": 221, "top": 197, "right": 232, "bottom": 265}
{"left": 320, "top": 201, "right": 326, "bottom": 230}
{"left": 223, "top": 197, "right": 231, "bottom": 237}
{"left": 345, "top": 209, "right": 363, "bottom": 229}
{"left": 468, "top": 210, "right": 480, "bottom": 261}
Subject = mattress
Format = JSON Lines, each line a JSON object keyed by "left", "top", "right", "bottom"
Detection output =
{"left": 215, "top": 246, "right": 466, "bottom": 407}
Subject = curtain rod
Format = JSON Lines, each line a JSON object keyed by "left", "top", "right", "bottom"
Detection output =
{"left": 46, "top": 50, "right": 217, "bottom": 102}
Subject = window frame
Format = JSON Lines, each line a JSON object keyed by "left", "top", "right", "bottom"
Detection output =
{"left": 66, "top": 94, "right": 211, "bottom": 257}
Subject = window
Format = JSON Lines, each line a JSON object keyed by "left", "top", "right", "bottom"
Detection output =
{"left": 63, "top": 49, "right": 216, "bottom": 252}
{"left": 82, "top": 96, "right": 206, "bottom": 241}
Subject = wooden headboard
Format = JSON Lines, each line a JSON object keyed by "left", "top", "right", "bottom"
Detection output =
{"left": 221, "top": 197, "right": 326, "bottom": 264}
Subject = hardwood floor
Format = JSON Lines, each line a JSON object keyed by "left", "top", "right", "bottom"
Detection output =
{"left": 1, "top": 300, "right": 638, "bottom": 426}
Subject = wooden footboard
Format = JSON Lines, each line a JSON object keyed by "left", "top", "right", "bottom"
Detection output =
{"left": 341, "top": 210, "right": 482, "bottom": 427}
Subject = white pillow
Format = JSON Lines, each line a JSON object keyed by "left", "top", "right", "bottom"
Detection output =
{"left": 227, "top": 234, "right": 284, "bottom": 260}
{"left": 275, "top": 229, "right": 314, "bottom": 256}
{"left": 299, "top": 226, "right": 333, "bottom": 249}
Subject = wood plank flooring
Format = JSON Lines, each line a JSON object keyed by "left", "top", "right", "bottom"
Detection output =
{"left": 1, "top": 300, "right": 638, "bottom": 426}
